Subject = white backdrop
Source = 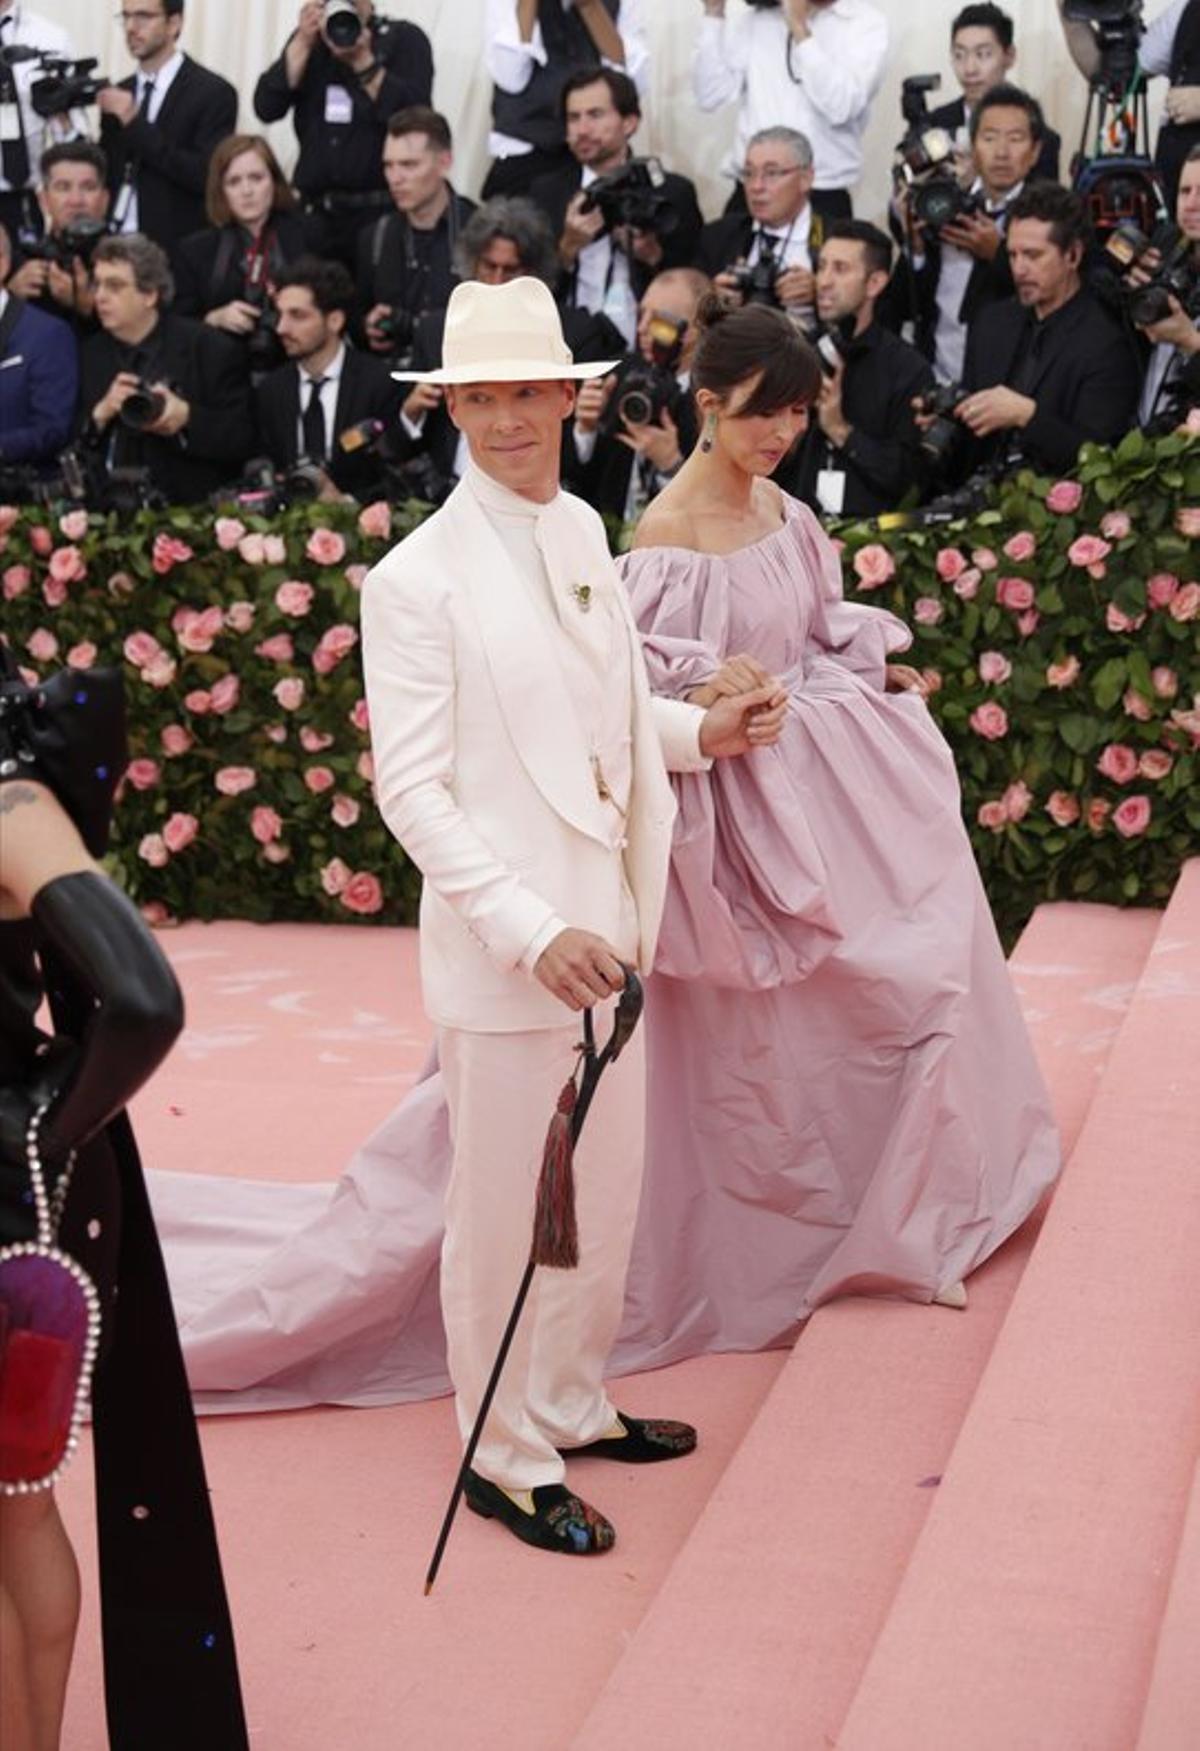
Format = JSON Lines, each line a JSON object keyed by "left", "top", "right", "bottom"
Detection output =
{"left": 48, "top": 0, "right": 1136, "bottom": 226}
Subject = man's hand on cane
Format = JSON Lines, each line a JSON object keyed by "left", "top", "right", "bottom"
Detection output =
{"left": 535, "top": 930, "right": 626, "bottom": 1011}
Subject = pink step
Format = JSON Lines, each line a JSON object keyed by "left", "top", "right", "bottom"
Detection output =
{"left": 1136, "top": 1446, "right": 1200, "bottom": 1750}
{"left": 837, "top": 861, "right": 1200, "bottom": 1751}
{"left": 571, "top": 902, "right": 1160, "bottom": 1751}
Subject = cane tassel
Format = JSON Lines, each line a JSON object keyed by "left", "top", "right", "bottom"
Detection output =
{"left": 531, "top": 1073, "right": 580, "bottom": 1269}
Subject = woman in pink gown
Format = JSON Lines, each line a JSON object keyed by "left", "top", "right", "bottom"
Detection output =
{"left": 155, "top": 300, "right": 1059, "bottom": 1411}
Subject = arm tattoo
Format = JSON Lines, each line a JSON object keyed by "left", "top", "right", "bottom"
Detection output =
{"left": 0, "top": 783, "right": 42, "bottom": 817}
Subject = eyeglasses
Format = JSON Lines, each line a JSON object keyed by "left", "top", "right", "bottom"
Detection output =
{"left": 115, "top": 10, "right": 166, "bottom": 24}
{"left": 736, "top": 165, "right": 806, "bottom": 186}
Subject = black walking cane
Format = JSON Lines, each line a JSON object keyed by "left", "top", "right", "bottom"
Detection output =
{"left": 424, "top": 969, "right": 644, "bottom": 1594}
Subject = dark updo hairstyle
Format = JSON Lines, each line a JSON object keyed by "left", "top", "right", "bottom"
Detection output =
{"left": 691, "top": 295, "right": 821, "bottom": 417}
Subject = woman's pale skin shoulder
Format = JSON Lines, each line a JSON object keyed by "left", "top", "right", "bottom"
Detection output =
{"left": 631, "top": 475, "right": 787, "bottom": 557}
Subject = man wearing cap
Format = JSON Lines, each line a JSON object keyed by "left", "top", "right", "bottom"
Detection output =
{"left": 361, "top": 276, "right": 783, "bottom": 1557}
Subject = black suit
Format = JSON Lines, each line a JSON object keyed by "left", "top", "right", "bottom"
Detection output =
{"left": 101, "top": 57, "right": 238, "bottom": 256}
{"left": 173, "top": 215, "right": 317, "bottom": 319}
{"left": 927, "top": 96, "right": 1061, "bottom": 184}
{"left": 962, "top": 287, "right": 1142, "bottom": 474}
{"left": 528, "top": 160, "right": 703, "bottom": 307}
{"left": 883, "top": 227, "right": 1016, "bottom": 368}
{"left": 78, "top": 312, "right": 253, "bottom": 503}
{"left": 696, "top": 209, "right": 824, "bottom": 284}
{"left": 255, "top": 347, "right": 405, "bottom": 500}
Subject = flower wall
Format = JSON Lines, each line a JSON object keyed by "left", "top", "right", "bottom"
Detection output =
{"left": 2, "top": 429, "right": 1198, "bottom": 943}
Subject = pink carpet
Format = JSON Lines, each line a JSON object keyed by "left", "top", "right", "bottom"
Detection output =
{"left": 49, "top": 887, "right": 1198, "bottom": 1750}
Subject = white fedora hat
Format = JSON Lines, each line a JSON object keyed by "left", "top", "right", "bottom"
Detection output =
{"left": 391, "top": 277, "right": 620, "bottom": 385}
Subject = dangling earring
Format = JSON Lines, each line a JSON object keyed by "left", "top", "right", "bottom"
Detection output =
{"left": 700, "top": 412, "right": 717, "bottom": 454}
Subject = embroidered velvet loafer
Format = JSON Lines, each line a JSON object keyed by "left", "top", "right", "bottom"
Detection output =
{"left": 561, "top": 1412, "right": 698, "bottom": 1463}
{"left": 463, "top": 1470, "right": 616, "bottom": 1555}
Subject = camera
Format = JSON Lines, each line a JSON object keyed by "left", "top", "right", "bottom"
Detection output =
{"left": 119, "top": 379, "right": 168, "bottom": 433}
{"left": 241, "top": 257, "right": 284, "bottom": 375}
{"left": 914, "top": 381, "right": 965, "bottom": 468}
{"left": 389, "top": 452, "right": 456, "bottom": 507}
{"left": 216, "top": 457, "right": 327, "bottom": 515}
{"left": 23, "top": 217, "right": 109, "bottom": 270}
{"left": 893, "top": 76, "right": 979, "bottom": 239}
{"left": 579, "top": 157, "right": 677, "bottom": 239}
{"left": 1105, "top": 219, "right": 1200, "bottom": 326}
{"left": 28, "top": 56, "right": 109, "bottom": 117}
{"left": 323, "top": 0, "right": 363, "bottom": 49}
{"left": 725, "top": 235, "right": 782, "bottom": 308}
{"left": 600, "top": 312, "right": 687, "bottom": 438}
{"left": 813, "top": 315, "right": 857, "bottom": 379}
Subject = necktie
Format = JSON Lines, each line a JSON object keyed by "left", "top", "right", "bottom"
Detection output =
{"left": 302, "top": 376, "right": 328, "bottom": 461}
{"left": 0, "top": 16, "right": 30, "bottom": 191}
{"left": 138, "top": 74, "right": 156, "bottom": 118}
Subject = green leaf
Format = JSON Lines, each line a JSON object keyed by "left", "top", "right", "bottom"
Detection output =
{"left": 1091, "top": 657, "right": 1128, "bottom": 711}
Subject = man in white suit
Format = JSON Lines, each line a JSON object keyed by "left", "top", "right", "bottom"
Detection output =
{"left": 361, "top": 276, "right": 783, "bottom": 1556}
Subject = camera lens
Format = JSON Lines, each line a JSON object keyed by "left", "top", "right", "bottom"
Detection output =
{"left": 323, "top": 0, "right": 362, "bottom": 48}
{"left": 120, "top": 386, "right": 167, "bottom": 431}
{"left": 619, "top": 389, "right": 654, "bottom": 426}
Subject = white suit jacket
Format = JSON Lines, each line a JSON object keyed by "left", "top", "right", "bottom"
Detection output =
{"left": 360, "top": 476, "right": 709, "bottom": 1033}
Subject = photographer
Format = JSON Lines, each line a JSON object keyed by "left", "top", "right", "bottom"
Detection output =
{"left": 99, "top": 0, "right": 238, "bottom": 257}
{"left": 0, "top": 0, "right": 78, "bottom": 242}
{"left": 254, "top": 2, "right": 434, "bottom": 268}
{"left": 930, "top": 6, "right": 1061, "bottom": 183}
{"left": 697, "top": 126, "right": 820, "bottom": 324}
{"left": 952, "top": 183, "right": 1141, "bottom": 475}
{"left": 0, "top": 220, "right": 78, "bottom": 469}
{"left": 255, "top": 255, "right": 404, "bottom": 502}
{"left": 79, "top": 234, "right": 253, "bottom": 504}
{"left": 484, "top": 0, "right": 650, "bottom": 199}
{"left": 1059, "top": 0, "right": 1200, "bottom": 207}
{"left": 564, "top": 266, "right": 709, "bottom": 519}
{"left": 357, "top": 108, "right": 475, "bottom": 364}
{"left": 173, "top": 135, "right": 314, "bottom": 380}
{"left": 893, "top": 84, "right": 1045, "bottom": 385}
{"left": 784, "top": 220, "right": 934, "bottom": 518}
{"left": 1135, "top": 142, "right": 1200, "bottom": 425}
{"left": 6, "top": 141, "right": 108, "bottom": 328}
{"left": 528, "top": 65, "right": 702, "bottom": 347}
{"left": 693, "top": 0, "right": 888, "bottom": 220}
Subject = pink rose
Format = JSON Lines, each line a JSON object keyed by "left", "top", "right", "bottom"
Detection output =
{"left": 1170, "top": 698, "right": 1200, "bottom": 744}
{"left": 1112, "top": 795, "right": 1151, "bottom": 838}
{"left": 1122, "top": 687, "right": 1153, "bottom": 722}
{"left": 1046, "top": 480, "right": 1083, "bottom": 514}
{"left": 1087, "top": 798, "right": 1112, "bottom": 832}
{"left": 173, "top": 604, "right": 225, "bottom": 653}
{"left": 238, "top": 533, "right": 267, "bottom": 565}
{"left": 123, "top": 630, "right": 163, "bottom": 670}
{"left": 262, "top": 841, "right": 291, "bottom": 865}
{"left": 1168, "top": 582, "right": 1200, "bottom": 622}
{"left": 263, "top": 534, "right": 287, "bottom": 565}
{"left": 978, "top": 651, "right": 1011, "bottom": 685}
{"left": 255, "top": 633, "right": 295, "bottom": 663}
{"left": 1096, "top": 743, "right": 1138, "bottom": 785}
{"left": 1067, "top": 534, "right": 1111, "bottom": 568}
{"left": 306, "top": 528, "right": 346, "bottom": 567}
{"left": 1146, "top": 572, "right": 1180, "bottom": 609}
{"left": 1138, "top": 750, "right": 1173, "bottom": 780}
{"left": 274, "top": 580, "right": 315, "bottom": 617}
{"left": 152, "top": 532, "right": 194, "bottom": 575}
{"left": 274, "top": 677, "right": 306, "bottom": 711}
{"left": 225, "top": 600, "right": 256, "bottom": 634}
{"left": 126, "top": 759, "right": 161, "bottom": 790}
{"left": 312, "top": 623, "right": 359, "bottom": 674}
{"left": 321, "top": 857, "right": 352, "bottom": 897}
{"left": 42, "top": 576, "right": 68, "bottom": 608}
{"left": 29, "top": 525, "right": 53, "bottom": 557}
{"left": 48, "top": 544, "right": 87, "bottom": 584}
{"left": 1002, "top": 531, "right": 1037, "bottom": 562}
{"left": 356, "top": 750, "right": 375, "bottom": 784}
{"left": 140, "top": 902, "right": 174, "bottom": 928}
{"left": 66, "top": 641, "right": 97, "bottom": 670}
{"left": 161, "top": 724, "right": 194, "bottom": 756}
{"left": 1002, "top": 780, "right": 1032, "bottom": 823}
{"left": 1046, "top": 655, "right": 1081, "bottom": 689}
{"left": 340, "top": 871, "right": 384, "bottom": 916}
{"left": 348, "top": 697, "right": 370, "bottom": 734}
{"left": 852, "top": 544, "right": 895, "bottom": 590}
{"left": 162, "top": 812, "right": 199, "bottom": 854}
{"left": 0, "top": 506, "right": 17, "bottom": 534}
{"left": 1106, "top": 602, "right": 1146, "bottom": 633}
{"left": 210, "top": 673, "right": 241, "bottom": 715}
{"left": 330, "top": 793, "right": 360, "bottom": 828}
{"left": 300, "top": 726, "right": 334, "bottom": 752}
{"left": 26, "top": 627, "right": 59, "bottom": 662}
{"left": 1016, "top": 609, "right": 1041, "bottom": 639}
{"left": 107, "top": 571, "right": 135, "bottom": 598}
{"left": 144, "top": 653, "right": 178, "bottom": 689}
{"left": 1045, "top": 791, "right": 1080, "bottom": 827}
{"left": 214, "top": 516, "right": 247, "bottom": 551}
{"left": 251, "top": 805, "right": 283, "bottom": 845}
{"left": 344, "top": 563, "right": 369, "bottom": 592}
{"left": 1151, "top": 666, "right": 1178, "bottom": 700}
{"left": 913, "top": 596, "right": 943, "bottom": 626}
{"left": 977, "top": 800, "right": 1009, "bottom": 832}
{"left": 138, "top": 833, "right": 169, "bottom": 868}
{"left": 952, "top": 568, "right": 981, "bottom": 600}
{"left": 304, "top": 765, "right": 335, "bottom": 794}
{"left": 264, "top": 724, "right": 288, "bottom": 745}
{"left": 996, "top": 576, "right": 1035, "bottom": 612}
{"left": 215, "top": 766, "right": 257, "bottom": 796}
{"left": 1100, "top": 511, "right": 1131, "bottom": 541}
{"left": 184, "top": 689, "right": 212, "bottom": 715}
{"left": 971, "top": 547, "right": 998, "bottom": 572}
{"left": 969, "top": 701, "right": 1009, "bottom": 740}
{"left": 935, "top": 546, "right": 968, "bottom": 581}
{"left": 2, "top": 564, "right": 31, "bottom": 600}
{"left": 358, "top": 500, "right": 392, "bottom": 540}
{"left": 1174, "top": 507, "right": 1200, "bottom": 538}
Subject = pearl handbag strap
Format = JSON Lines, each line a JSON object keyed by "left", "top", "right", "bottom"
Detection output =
{"left": 25, "top": 1105, "right": 77, "bottom": 1248}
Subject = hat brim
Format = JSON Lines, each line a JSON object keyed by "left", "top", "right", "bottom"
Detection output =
{"left": 392, "top": 357, "right": 621, "bottom": 385}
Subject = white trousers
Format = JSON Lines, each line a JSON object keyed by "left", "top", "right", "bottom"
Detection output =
{"left": 439, "top": 1003, "right": 646, "bottom": 1492}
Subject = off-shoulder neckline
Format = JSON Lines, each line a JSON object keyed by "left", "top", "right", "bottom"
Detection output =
{"left": 625, "top": 494, "right": 800, "bottom": 563}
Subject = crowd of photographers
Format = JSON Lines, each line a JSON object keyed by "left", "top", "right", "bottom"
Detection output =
{"left": 1, "top": 0, "right": 1199, "bottom": 522}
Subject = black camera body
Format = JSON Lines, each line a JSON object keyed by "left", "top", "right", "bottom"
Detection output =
{"left": 119, "top": 379, "right": 168, "bottom": 433}
{"left": 601, "top": 312, "right": 687, "bottom": 437}
{"left": 216, "top": 456, "right": 326, "bottom": 515}
{"left": 915, "top": 381, "right": 965, "bottom": 467}
{"left": 725, "top": 237, "right": 782, "bottom": 308}
{"left": 1105, "top": 220, "right": 1200, "bottom": 326}
{"left": 579, "top": 157, "right": 677, "bottom": 239}
{"left": 29, "top": 56, "right": 108, "bottom": 118}
{"left": 24, "top": 217, "right": 109, "bottom": 270}
{"left": 894, "top": 76, "right": 978, "bottom": 240}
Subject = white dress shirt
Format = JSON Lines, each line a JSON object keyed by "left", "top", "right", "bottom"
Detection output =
{"left": 113, "top": 48, "right": 186, "bottom": 234}
{"left": 693, "top": 0, "right": 888, "bottom": 193}
{"left": 0, "top": 4, "right": 76, "bottom": 194}
{"left": 1140, "top": 0, "right": 1191, "bottom": 75}
{"left": 296, "top": 342, "right": 346, "bottom": 461}
{"left": 930, "top": 179, "right": 1024, "bottom": 387}
{"left": 485, "top": 0, "right": 650, "bottom": 162}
